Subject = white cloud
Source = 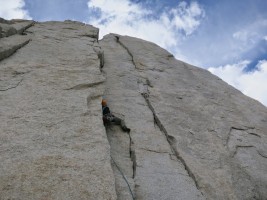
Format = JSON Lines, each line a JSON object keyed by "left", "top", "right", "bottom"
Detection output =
{"left": 233, "top": 19, "right": 267, "bottom": 39}
{"left": 233, "top": 31, "right": 255, "bottom": 42}
{"left": 264, "top": 35, "right": 267, "bottom": 41}
{"left": 168, "top": 1, "right": 205, "bottom": 36}
{"left": 0, "top": 0, "right": 31, "bottom": 20}
{"left": 232, "top": 19, "right": 267, "bottom": 50}
{"left": 209, "top": 60, "right": 267, "bottom": 106}
{"left": 86, "top": 0, "right": 267, "bottom": 107}
{"left": 87, "top": 0, "right": 204, "bottom": 50}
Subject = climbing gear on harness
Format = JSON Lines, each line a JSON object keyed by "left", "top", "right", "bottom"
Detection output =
{"left": 102, "top": 100, "right": 131, "bottom": 132}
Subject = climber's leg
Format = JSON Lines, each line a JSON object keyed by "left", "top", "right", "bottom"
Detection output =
{"left": 112, "top": 116, "right": 121, "bottom": 125}
{"left": 112, "top": 116, "right": 131, "bottom": 132}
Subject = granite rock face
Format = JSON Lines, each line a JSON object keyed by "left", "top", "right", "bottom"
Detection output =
{"left": 0, "top": 19, "right": 116, "bottom": 200}
{"left": 100, "top": 35, "right": 267, "bottom": 200}
{"left": 0, "top": 19, "right": 267, "bottom": 200}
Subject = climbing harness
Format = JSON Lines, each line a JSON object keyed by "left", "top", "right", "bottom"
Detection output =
{"left": 110, "top": 155, "right": 135, "bottom": 200}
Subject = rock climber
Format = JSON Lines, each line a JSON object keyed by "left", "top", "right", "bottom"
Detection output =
{"left": 102, "top": 99, "right": 131, "bottom": 133}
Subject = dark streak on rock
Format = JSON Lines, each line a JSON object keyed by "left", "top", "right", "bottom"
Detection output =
{"left": 64, "top": 80, "right": 104, "bottom": 90}
{"left": 247, "top": 132, "right": 261, "bottom": 138}
{"left": 129, "top": 133, "right": 136, "bottom": 178}
{"left": 225, "top": 128, "right": 232, "bottom": 147}
{"left": 232, "top": 126, "right": 255, "bottom": 131}
{"left": 257, "top": 151, "right": 267, "bottom": 159}
{"left": 139, "top": 148, "right": 170, "bottom": 154}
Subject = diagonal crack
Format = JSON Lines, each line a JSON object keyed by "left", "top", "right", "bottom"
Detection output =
{"left": 0, "top": 39, "right": 31, "bottom": 62}
{"left": 0, "top": 78, "right": 23, "bottom": 91}
{"left": 139, "top": 148, "right": 170, "bottom": 154}
{"left": 247, "top": 132, "right": 261, "bottom": 138}
{"left": 0, "top": 21, "right": 34, "bottom": 62}
{"left": 115, "top": 35, "right": 204, "bottom": 196}
{"left": 17, "top": 21, "right": 35, "bottom": 35}
{"left": 257, "top": 150, "right": 267, "bottom": 159}
{"left": 115, "top": 35, "right": 139, "bottom": 70}
{"left": 142, "top": 94, "right": 203, "bottom": 193}
{"left": 64, "top": 80, "right": 104, "bottom": 90}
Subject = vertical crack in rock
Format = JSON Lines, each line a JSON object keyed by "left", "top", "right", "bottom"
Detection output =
{"left": 106, "top": 122, "right": 136, "bottom": 200}
{"left": 115, "top": 36, "right": 204, "bottom": 196}
{"left": 116, "top": 36, "right": 138, "bottom": 177}
{"left": 100, "top": 37, "right": 136, "bottom": 199}
{"left": 129, "top": 132, "right": 136, "bottom": 179}
{"left": 115, "top": 35, "right": 137, "bottom": 180}
{"left": 93, "top": 40, "right": 105, "bottom": 71}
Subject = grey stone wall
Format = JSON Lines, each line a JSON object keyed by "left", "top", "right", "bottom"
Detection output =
{"left": 0, "top": 19, "right": 266, "bottom": 200}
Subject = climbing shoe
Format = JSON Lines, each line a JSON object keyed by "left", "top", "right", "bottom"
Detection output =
{"left": 122, "top": 126, "right": 131, "bottom": 133}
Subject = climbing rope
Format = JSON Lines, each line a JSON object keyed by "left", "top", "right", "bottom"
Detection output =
{"left": 110, "top": 155, "right": 135, "bottom": 200}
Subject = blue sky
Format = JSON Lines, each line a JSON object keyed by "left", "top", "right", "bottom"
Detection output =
{"left": 0, "top": 0, "right": 267, "bottom": 106}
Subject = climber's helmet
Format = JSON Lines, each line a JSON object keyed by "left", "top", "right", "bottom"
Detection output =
{"left": 102, "top": 99, "right": 107, "bottom": 106}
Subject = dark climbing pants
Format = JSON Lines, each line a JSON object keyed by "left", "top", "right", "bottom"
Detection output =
{"left": 112, "top": 116, "right": 126, "bottom": 128}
